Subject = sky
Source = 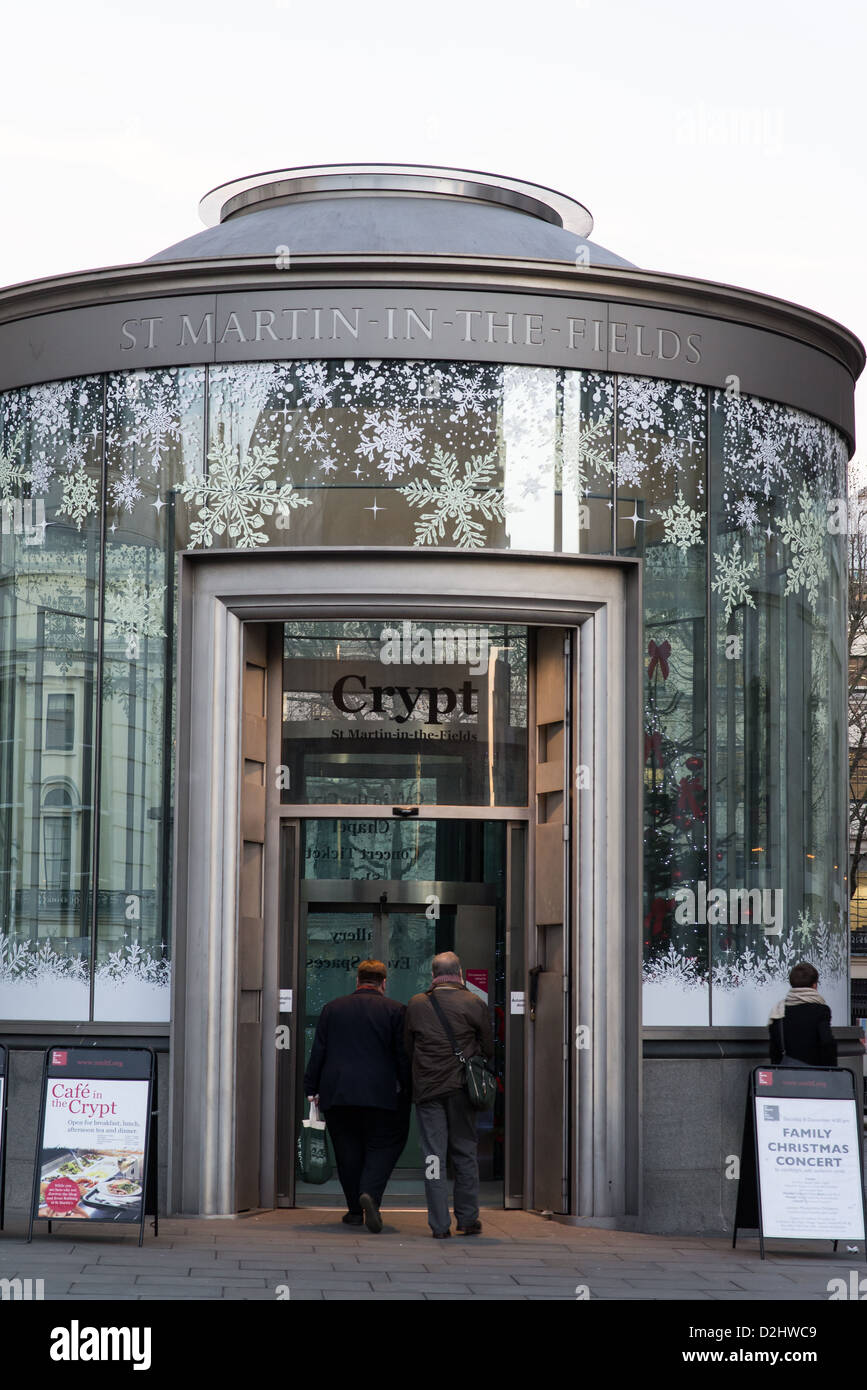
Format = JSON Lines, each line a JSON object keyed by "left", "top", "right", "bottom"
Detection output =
{"left": 1, "top": 0, "right": 864, "bottom": 476}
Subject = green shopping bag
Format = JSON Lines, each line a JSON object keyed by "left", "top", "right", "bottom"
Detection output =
{"left": 297, "top": 1099, "right": 334, "bottom": 1184}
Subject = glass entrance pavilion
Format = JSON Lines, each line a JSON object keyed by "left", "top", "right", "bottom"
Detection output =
{"left": 0, "top": 165, "right": 862, "bottom": 1232}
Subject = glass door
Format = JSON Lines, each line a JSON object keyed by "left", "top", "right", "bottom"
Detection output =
{"left": 291, "top": 818, "right": 509, "bottom": 1208}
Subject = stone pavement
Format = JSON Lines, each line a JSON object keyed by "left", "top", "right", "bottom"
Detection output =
{"left": 1, "top": 1207, "right": 865, "bottom": 1300}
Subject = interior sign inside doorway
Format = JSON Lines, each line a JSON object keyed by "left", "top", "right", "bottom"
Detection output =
{"left": 332, "top": 673, "right": 477, "bottom": 726}
{"left": 329, "top": 620, "right": 491, "bottom": 729}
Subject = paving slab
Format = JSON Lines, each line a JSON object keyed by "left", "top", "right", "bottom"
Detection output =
{"left": 1, "top": 1207, "right": 864, "bottom": 1301}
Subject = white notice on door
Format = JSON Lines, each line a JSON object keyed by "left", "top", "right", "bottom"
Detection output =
{"left": 279, "top": 989, "right": 293, "bottom": 1013}
{"left": 510, "top": 991, "right": 525, "bottom": 1015}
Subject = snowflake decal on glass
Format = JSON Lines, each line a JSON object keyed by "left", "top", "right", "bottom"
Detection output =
{"left": 296, "top": 362, "right": 335, "bottom": 410}
{"left": 617, "top": 444, "right": 646, "bottom": 489}
{"left": 57, "top": 465, "right": 99, "bottom": 530}
{"left": 779, "top": 483, "right": 829, "bottom": 607}
{"left": 710, "top": 542, "right": 758, "bottom": 620}
{"left": 109, "top": 471, "right": 143, "bottom": 512}
{"left": 656, "top": 490, "right": 705, "bottom": 550}
{"left": 297, "top": 418, "right": 329, "bottom": 454}
{"left": 562, "top": 409, "right": 614, "bottom": 500}
{"left": 448, "top": 369, "right": 493, "bottom": 419}
{"left": 356, "top": 407, "right": 424, "bottom": 480}
{"left": 0, "top": 427, "right": 25, "bottom": 498}
{"left": 398, "top": 447, "right": 505, "bottom": 549}
{"left": 109, "top": 574, "right": 167, "bottom": 658}
{"left": 28, "top": 453, "right": 54, "bottom": 495}
{"left": 617, "top": 376, "right": 671, "bottom": 433}
{"left": 177, "top": 437, "right": 312, "bottom": 549}
{"left": 656, "top": 438, "right": 685, "bottom": 475}
{"left": 28, "top": 380, "right": 77, "bottom": 438}
{"left": 127, "top": 382, "right": 180, "bottom": 467}
{"left": 733, "top": 496, "right": 759, "bottom": 532}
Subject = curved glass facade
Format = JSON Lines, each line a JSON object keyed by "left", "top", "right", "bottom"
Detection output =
{"left": 0, "top": 359, "right": 848, "bottom": 1024}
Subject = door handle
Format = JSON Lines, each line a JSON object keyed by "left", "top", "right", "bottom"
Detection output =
{"left": 528, "top": 964, "right": 543, "bottom": 1021}
{"left": 392, "top": 806, "right": 419, "bottom": 818}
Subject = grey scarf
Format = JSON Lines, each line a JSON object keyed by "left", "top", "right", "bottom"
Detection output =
{"left": 768, "top": 987, "right": 826, "bottom": 1022}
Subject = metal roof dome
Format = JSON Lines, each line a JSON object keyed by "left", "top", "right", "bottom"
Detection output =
{"left": 148, "top": 162, "right": 636, "bottom": 268}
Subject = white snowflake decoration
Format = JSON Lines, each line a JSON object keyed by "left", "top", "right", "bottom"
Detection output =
{"left": 177, "top": 437, "right": 311, "bottom": 549}
{"left": 794, "top": 910, "right": 814, "bottom": 949}
{"left": 129, "top": 383, "right": 180, "bottom": 467}
{"left": 617, "top": 376, "right": 670, "bottom": 433}
{"left": 0, "top": 427, "right": 25, "bottom": 498}
{"left": 398, "top": 447, "right": 505, "bottom": 549}
{"left": 779, "top": 484, "right": 829, "bottom": 607}
{"left": 562, "top": 409, "right": 614, "bottom": 500}
{"left": 28, "top": 453, "right": 54, "bottom": 495}
{"left": 297, "top": 418, "right": 329, "bottom": 454}
{"left": 28, "top": 380, "right": 76, "bottom": 437}
{"left": 656, "top": 438, "right": 685, "bottom": 475}
{"left": 210, "top": 363, "right": 288, "bottom": 420}
{"left": 733, "top": 495, "right": 759, "bottom": 532}
{"left": 750, "top": 432, "right": 785, "bottom": 498}
{"left": 710, "top": 541, "right": 758, "bottom": 620}
{"left": 109, "top": 574, "right": 167, "bottom": 658}
{"left": 57, "top": 465, "right": 99, "bottom": 530}
{"left": 655, "top": 490, "right": 705, "bottom": 550}
{"left": 296, "top": 362, "right": 335, "bottom": 410}
{"left": 110, "top": 471, "right": 143, "bottom": 512}
{"left": 356, "top": 407, "right": 424, "bottom": 480}
{"left": 616, "top": 444, "right": 646, "bottom": 489}
{"left": 448, "top": 370, "right": 492, "bottom": 418}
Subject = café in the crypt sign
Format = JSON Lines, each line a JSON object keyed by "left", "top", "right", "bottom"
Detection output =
{"left": 28, "top": 1047, "right": 154, "bottom": 1239}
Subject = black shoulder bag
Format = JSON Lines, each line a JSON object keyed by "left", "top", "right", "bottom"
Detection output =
{"left": 777, "top": 1014, "right": 810, "bottom": 1069}
{"left": 427, "top": 990, "right": 497, "bottom": 1111}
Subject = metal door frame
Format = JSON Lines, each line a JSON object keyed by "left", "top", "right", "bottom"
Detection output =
{"left": 171, "top": 548, "right": 642, "bottom": 1224}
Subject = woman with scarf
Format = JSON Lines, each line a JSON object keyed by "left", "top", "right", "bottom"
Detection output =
{"left": 768, "top": 961, "right": 837, "bottom": 1067}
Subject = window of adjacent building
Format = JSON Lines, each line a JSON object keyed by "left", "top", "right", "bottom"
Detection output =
{"left": 42, "top": 784, "right": 74, "bottom": 892}
{"left": 44, "top": 693, "right": 75, "bottom": 751}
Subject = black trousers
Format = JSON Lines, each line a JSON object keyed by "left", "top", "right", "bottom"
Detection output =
{"left": 324, "top": 1100, "right": 410, "bottom": 1212}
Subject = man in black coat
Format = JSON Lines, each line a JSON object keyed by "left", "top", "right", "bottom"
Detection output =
{"left": 304, "top": 958, "right": 410, "bottom": 1232}
{"left": 768, "top": 961, "right": 837, "bottom": 1066}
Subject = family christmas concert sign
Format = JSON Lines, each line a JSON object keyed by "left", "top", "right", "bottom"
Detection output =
{"left": 734, "top": 1067, "right": 867, "bottom": 1257}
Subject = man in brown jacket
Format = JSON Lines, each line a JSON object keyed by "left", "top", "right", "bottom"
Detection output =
{"left": 404, "top": 950, "right": 494, "bottom": 1238}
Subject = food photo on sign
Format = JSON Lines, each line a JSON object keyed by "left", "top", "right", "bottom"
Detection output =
{"left": 38, "top": 1148, "right": 144, "bottom": 1221}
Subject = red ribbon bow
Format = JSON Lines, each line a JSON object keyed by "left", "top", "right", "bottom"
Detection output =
{"left": 675, "top": 775, "right": 705, "bottom": 823}
{"left": 648, "top": 639, "right": 671, "bottom": 680}
{"left": 644, "top": 730, "right": 663, "bottom": 764}
{"left": 644, "top": 897, "right": 674, "bottom": 938}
